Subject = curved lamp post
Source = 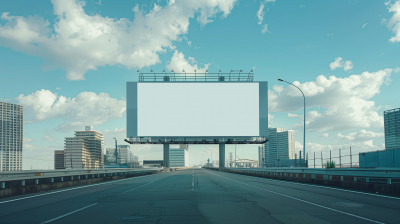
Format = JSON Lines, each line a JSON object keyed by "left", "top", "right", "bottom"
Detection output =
{"left": 278, "top": 79, "right": 306, "bottom": 165}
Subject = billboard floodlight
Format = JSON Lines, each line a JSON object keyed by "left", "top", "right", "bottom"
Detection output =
{"left": 163, "top": 70, "right": 165, "bottom": 72}
{"left": 182, "top": 69, "right": 185, "bottom": 72}
{"left": 150, "top": 69, "right": 154, "bottom": 72}
{"left": 171, "top": 69, "right": 174, "bottom": 72}
{"left": 137, "top": 70, "right": 140, "bottom": 72}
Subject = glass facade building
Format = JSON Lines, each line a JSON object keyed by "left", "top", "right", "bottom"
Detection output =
{"left": 170, "top": 146, "right": 189, "bottom": 167}
{"left": 260, "top": 128, "right": 295, "bottom": 167}
{"left": 0, "top": 102, "right": 23, "bottom": 171}
{"left": 384, "top": 108, "right": 400, "bottom": 150}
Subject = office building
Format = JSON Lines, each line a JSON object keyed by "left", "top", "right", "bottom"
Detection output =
{"left": 263, "top": 128, "right": 295, "bottom": 165}
{"left": 258, "top": 145, "right": 265, "bottom": 167}
{"left": 384, "top": 108, "right": 400, "bottom": 150}
{"left": 54, "top": 150, "right": 65, "bottom": 169}
{"left": 170, "top": 145, "right": 189, "bottom": 167}
{"left": 65, "top": 126, "right": 103, "bottom": 169}
{"left": 277, "top": 130, "right": 295, "bottom": 159}
{"left": 117, "top": 145, "right": 130, "bottom": 164}
{"left": 105, "top": 145, "right": 131, "bottom": 165}
{"left": 0, "top": 102, "right": 23, "bottom": 171}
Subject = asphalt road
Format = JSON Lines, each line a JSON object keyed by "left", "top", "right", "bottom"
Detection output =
{"left": 0, "top": 168, "right": 399, "bottom": 224}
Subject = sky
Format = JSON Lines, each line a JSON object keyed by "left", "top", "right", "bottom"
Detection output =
{"left": 0, "top": 0, "right": 399, "bottom": 169}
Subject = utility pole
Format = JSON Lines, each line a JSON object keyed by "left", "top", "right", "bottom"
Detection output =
{"left": 339, "top": 148, "right": 341, "bottom": 168}
{"left": 70, "top": 153, "right": 73, "bottom": 169}
{"left": 314, "top": 152, "right": 315, "bottom": 168}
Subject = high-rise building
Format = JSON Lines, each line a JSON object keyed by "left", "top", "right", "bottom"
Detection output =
{"left": 65, "top": 126, "right": 103, "bottom": 169}
{"left": 263, "top": 128, "right": 295, "bottom": 165}
{"left": 117, "top": 145, "right": 130, "bottom": 164}
{"left": 384, "top": 108, "right": 400, "bottom": 150}
{"left": 277, "top": 130, "right": 295, "bottom": 160}
{"left": 170, "top": 145, "right": 189, "bottom": 167}
{"left": 54, "top": 150, "right": 65, "bottom": 169}
{"left": 0, "top": 102, "right": 23, "bottom": 171}
{"left": 105, "top": 145, "right": 131, "bottom": 165}
{"left": 258, "top": 145, "right": 265, "bottom": 167}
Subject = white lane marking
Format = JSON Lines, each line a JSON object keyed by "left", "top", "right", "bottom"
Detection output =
{"left": 0, "top": 173, "right": 160, "bottom": 204}
{"left": 192, "top": 169, "right": 195, "bottom": 190}
{"left": 120, "top": 181, "right": 155, "bottom": 194}
{"left": 41, "top": 203, "right": 97, "bottom": 224}
{"left": 225, "top": 170, "right": 400, "bottom": 200}
{"left": 205, "top": 170, "right": 385, "bottom": 224}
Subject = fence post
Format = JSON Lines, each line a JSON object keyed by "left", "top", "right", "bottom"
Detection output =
{"left": 321, "top": 151, "right": 323, "bottom": 168}
{"left": 350, "top": 146, "right": 352, "bottom": 168}
{"left": 377, "top": 150, "right": 379, "bottom": 168}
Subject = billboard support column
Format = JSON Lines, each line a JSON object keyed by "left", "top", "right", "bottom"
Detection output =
{"left": 219, "top": 143, "right": 225, "bottom": 169}
{"left": 163, "top": 143, "right": 170, "bottom": 172}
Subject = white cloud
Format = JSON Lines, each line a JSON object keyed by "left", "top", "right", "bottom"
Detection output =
{"left": 300, "top": 5, "right": 305, "bottom": 8}
{"left": 272, "top": 85, "right": 284, "bottom": 93}
{"left": 43, "top": 135, "right": 56, "bottom": 142}
{"left": 16, "top": 89, "right": 125, "bottom": 132}
{"left": 318, "top": 133, "right": 329, "bottom": 138}
{"left": 24, "top": 138, "right": 33, "bottom": 143}
{"left": 337, "top": 130, "right": 384, "bottom": 141}
{"left": 261, "top": 24, "right": 270, "bottom": 34}
{"left": 182, "top": 36, "right": 192, "bottom": 46}
{"left": 343, "top": 60, "right": 354, "bottom": 71}
{"left": 0, "top": 0, "right": 237, "bottom": 80}
{"left": 269, "top": 68, "right": 399, "bottom": 132}
{"left": 387, "top": 1, "right": 400, "bottom": 42}
{"left": 268, "top": 113, "right": 274, "bottom": 127}
{"left": 329, "top": 57, "right": 343, "bottom": 70}
{"left": 265, "top": 0, "right": 276, "bottom": 2}
{"left": 56, "top": 87, "right": 61, "bottom": 90}
{"left": 362, "top": 23, "right": 367, "bottom": 28}
{"left": 166, "top": 50, "right": 209, "bottom": 73}
{"left": 95, "top": 0, "right": 102, "bottom": 6}
{"left": 257, "top": 3, "right": 265, "bottom": 25}
{"left": 329, "top": 57, "right": 353, "bottom": 71}
{"left": 326, "top": 33, "right": 334, "bottom": 36}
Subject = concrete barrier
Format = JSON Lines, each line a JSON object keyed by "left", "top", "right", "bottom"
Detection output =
{"left": 204, "top": 167, "right": 400, "bottom": 196}
{"left": 0, "top": 168, "right": 162, "bottom": 199}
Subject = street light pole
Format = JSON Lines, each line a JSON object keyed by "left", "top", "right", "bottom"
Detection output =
{"left": 278, "top": 79, "right": 306, "bottom": 164}
{"left": 204, "top": 151, "right": 209, "bottom": 167}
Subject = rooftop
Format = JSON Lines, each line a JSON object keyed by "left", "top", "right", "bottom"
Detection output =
{"left": 137, "top": 70, "right": 254, "bottom": 82}
{"left": 384, "top": 108, "right": 400, "bottom": 114}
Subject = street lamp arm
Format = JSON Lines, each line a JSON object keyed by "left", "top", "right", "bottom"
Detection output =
{"left": 278, "top": 79, "right": 306, "bottom": 166}
{"left": 279, "top": 80, "right": 305, "bottom": 98}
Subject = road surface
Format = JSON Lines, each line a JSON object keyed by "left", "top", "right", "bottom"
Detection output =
{"left": 0, "top": 168, "right": 399, "bottom": 223}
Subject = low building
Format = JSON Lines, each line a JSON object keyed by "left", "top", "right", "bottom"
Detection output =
{"left": 54, "top": 150, "right": 65, "bottom": 169}
{"left": 143, "top": 160, "right": 163, "bottom": 167}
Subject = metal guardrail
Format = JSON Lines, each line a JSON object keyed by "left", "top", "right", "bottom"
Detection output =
{"left": 0, "top": 168, "right": 162, "bottom": 188}
{"left": 224, "top": 167, "right": 400, "bottom": 185}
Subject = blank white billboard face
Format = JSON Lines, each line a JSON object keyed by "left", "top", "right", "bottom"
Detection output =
{"left": 127, "top": 82, "right": 268, "bottom": 137}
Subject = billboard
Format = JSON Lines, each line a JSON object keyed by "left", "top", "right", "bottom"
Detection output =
{"left": 127, "top": 82, "right": 268, "bottom": 137}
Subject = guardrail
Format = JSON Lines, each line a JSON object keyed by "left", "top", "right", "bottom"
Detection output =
{"left": 0, "top": 168, "right": 162, "bottom": 189}
{"left": 204, "top": 167, "right": 400, "bottom": 195}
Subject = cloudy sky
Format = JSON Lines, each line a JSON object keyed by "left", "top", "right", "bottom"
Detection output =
{"left": 0, "top": 0, "right": 399, "bottom": 169}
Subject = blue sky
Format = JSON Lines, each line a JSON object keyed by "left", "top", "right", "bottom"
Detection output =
{"left": 0, "top": 0, "right": 399, "bottom": 169}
